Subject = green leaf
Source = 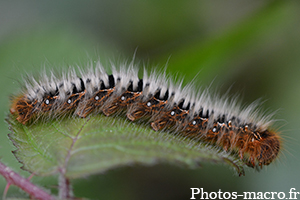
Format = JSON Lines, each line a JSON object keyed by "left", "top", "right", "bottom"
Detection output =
{"left": 7, "top": 113, "right": 245, "bottom": 179}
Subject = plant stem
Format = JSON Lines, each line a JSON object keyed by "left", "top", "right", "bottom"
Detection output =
{"left": 58, "top": 170, "right": 72, "bottom": 199}
{"left": 0, "top": 161, "right": 55, "bottom": 200}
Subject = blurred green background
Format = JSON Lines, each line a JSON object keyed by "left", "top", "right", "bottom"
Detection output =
{"left": 0, "top": 0, "right": 300, "bottom": 199}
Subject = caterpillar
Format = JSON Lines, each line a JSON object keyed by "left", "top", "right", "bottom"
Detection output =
{"left": 9, "top": 62, "right": 281, "bottom": 168}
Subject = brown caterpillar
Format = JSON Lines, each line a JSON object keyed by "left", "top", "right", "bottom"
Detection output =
{"left": 9, "top": 62, "right": 281, "bottom": 168}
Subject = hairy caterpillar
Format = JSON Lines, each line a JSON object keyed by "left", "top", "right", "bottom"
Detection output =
{"left": 9, "top": 62, "right": 281, "bottom": 168}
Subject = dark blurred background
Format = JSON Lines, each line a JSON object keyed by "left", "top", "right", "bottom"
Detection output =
{"left": 1, "top": 0, "right": 300, "bottom": 199}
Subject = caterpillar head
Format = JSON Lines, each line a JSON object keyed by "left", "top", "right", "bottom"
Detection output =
{"left": 245, "top": 130, "right": 281, "bottom": 167}
{"left": 256, "top": 130, "right": 281, "bottom": 166}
